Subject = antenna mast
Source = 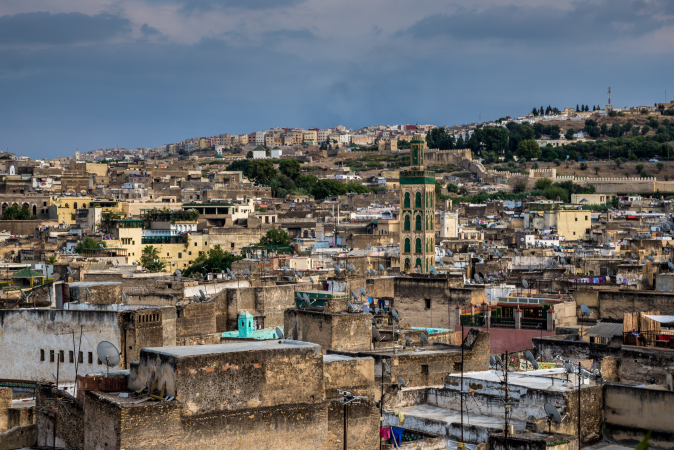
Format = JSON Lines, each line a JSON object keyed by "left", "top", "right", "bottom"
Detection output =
{"left": 607, "top": 87, "right": 611, "bottom": 110}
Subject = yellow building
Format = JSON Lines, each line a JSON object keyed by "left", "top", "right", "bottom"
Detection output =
{"left": 549, "top": 210, "right": 591, "bottom": 240}
{"left": 51, "top": 197, "right": 121, "bottom": 226}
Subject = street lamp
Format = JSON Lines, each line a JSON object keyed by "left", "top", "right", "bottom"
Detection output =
{"left": 337, "top": 389, "right": 365, "bottom": 450}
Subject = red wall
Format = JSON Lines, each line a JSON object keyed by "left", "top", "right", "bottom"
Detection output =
{"left": 462, "top": 327, "right": 555, "bottom": 354}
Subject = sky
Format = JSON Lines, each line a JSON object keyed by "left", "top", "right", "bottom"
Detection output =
{"left": 1, "top": 0, "right": 673, "bottom": 159}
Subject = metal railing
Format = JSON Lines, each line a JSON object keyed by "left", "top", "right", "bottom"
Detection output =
{"left": 623, "top": 331, "right": 674, "bottom": 348}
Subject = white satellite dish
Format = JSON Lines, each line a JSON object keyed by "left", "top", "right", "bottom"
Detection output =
{"left": 97, "top": 341, "right": 121, "bottom": 368}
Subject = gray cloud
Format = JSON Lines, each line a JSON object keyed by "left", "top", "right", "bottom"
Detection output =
{"left": 0, "top": 12, "right": 131, "bottom": 45}
{"left": 141, "top": 23, "right": 162, "bottom": 37}
{"left": 263, "top": 29, "right": 318, "bottom": 41}
{"left": 179, "top": 0, "right": 305, "bottom": 14}
{"left": 406, "top": 0, "right": 672, "bottom": 42}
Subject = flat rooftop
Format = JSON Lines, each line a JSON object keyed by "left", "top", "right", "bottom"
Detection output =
{"left": 143, "top": 340, "right": 320, "bottom": 357}
{"left": 447, "top": 370, "right": 588, "bottom": 390}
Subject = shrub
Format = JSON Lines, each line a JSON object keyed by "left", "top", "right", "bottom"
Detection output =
{"left": 579, "top": 162, "right": 588, "bottom": 170}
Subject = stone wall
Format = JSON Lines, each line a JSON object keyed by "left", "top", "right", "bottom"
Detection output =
{"left": 285, "top": 309, "right": 372, "bottom": 353}
{"left": 0, "top": 220, "right": 57, "bottom": 236}
{"left": 603, "top": 383, "right": 674, "bottom": 449}
{"left": 394, "top": 275, "right": 485, "bottom": 329}
{"left": 217, "top": 284, "right": 298, "bottom": 332}
{"left": 176, "top": 301, "right": 216, "bottom": 338}
{"left": 597, "top": 290, "right": 674, "bottom": 319}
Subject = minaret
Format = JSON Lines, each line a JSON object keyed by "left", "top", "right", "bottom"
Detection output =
{"left": 399, "top": 134, "right": 435, "bottom": 273}
{"left": 75, "top": 148, "right": 80, "bottom": 161}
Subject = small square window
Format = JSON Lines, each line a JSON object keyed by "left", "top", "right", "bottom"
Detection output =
{"left": 585, "top": 216, "right": 588, "bottom": 220}
{"left": 88, "top": 352, "right": 93, "bottom": 364}
{"left": 573, "top": 231, "right": 576, "bottom": 235}
{"left": 50, "top": 350, "right": 55, "bottom": 362}
{"left": 40, "top": 349, "right": 45, "bottom": 362}
{"left": 178, "top": 253, "right": 182, "bottom": 258}
{"left": 59, "top": 350, "right": 64, "bottom": 363}
{"left": 194, "top": 242, "right": 197, "bottom": 247}
{"left": 425, "top": 299, "right": 431, "bottom": 310}
{"left": 78, "top": 352, "right": 83, "bottom": 364}
{"left": 575, "top": 218, "right": 578, "bottom": 222}
{"left": 69, "top": 351, "right": 74, "bottom": 363}
{"left": 453, "top": 362, "right": 463, "bottom": 371}
{"left": 421, "top": 364, "right": 429, "bottom": 374}
{"left": 231, "top": 243, "right": 235, "bottom": 249}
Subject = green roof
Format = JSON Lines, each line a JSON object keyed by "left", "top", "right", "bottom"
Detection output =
{"left": 11, "top": 268, "right": 45, "bottom": 278}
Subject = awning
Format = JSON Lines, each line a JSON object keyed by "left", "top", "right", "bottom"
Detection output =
{"left": 644, "top": 315, "right": 674, "bottom": 324}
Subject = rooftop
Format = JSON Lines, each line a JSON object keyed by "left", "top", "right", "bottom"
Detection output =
{"left": 142, "top": 340, "right": 320, "bottom": 357}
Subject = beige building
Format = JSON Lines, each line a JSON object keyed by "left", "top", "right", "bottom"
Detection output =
{"left": 549, "top": 210, "right": 591, "bottom": 240}
{"left": 570, "top": 193, "right": 614, "bottom": 205}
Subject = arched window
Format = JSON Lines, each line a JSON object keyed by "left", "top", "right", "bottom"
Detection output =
{"left": 404, "top": 192, "right": 410, "bottom": 208}
{"left": 404, "top": 238, "right": 410, "bottom": 253}
{"left": 430, "top": 193, "right": 433, "bottom": 208}
{"left": 415, "top": 215, "right": 422, "bottom": 231}
{"left": 73, "top": 202, "right": 77, "bottom": 209}
{"left": 426, "top": 215, "right": 429, "bottom": 230}
{"left": 82, "top": 203, "right": 86, "bottom": 209}
{"left": 415, "top": 192, "right": 422, "bottom": 208}
{"left": 413, "top": 149, "right": 417, "bottom": 163}
{"left": 405, "top": 258, "right": 411, "bottom": 270}
{"left": 430, "top": 218, "right": 433, "bottom": 231}
{"left": 32, "top": 205, "right": 37, "bottom": 216}
{"left": 415, "top": 238, "right": 421, "bottom": 253}
{"left": 426, "top": 258, "right": 429, "bottom": 272}
{"left": 415, "top": 258, "right": 422, "bottom": 269}
{"left": 404, "top": 215, "right": 410, "bottom": 231}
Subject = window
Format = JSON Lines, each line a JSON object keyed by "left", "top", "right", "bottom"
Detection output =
{"left": 421, "top": 364, "right": 429, "bottom": 374}
{"left": 404, "top": 215, "right": 410, "bottom": 231}
{"left": 194, "top": 242, "right": 197, "bottom": 247}
{"left": 575, "top": 218, "right": 578, "bottom": 221}
{"left": 425, "top": 299, "right": 431, "bottom": 309}
{"left": 59, "top": 350, "right": 64, "bottom": 363}
{"left": 178, "top": 253, "right": 182, "bottom": 259}
{"left": 98, "top": 357, "right": 102, "bottom": 365}
{"left": 573, "top": 231, "right": 576, "bottom": 235}
{"left": 453, "top": 362, "right": 463, "bottom": 371}
{"left": 415, "top": 238, "right": 422, "bottom": 253}
{"left": 415, "top": 192, "right": 422, "bottom": 208}
{"left": 88, "top": 352, "right": 93, "bottom": 364}
{"left": 50, "top": 350, "right": 55, "bottom": 362}
{"left": 415, "top": 215, "right": 422, "bottom": 231}
{"left": 167, "top": 252, "right": 170, "bottom": 257}
{"left": 404, "top": 192, "right": 410, "bottom": 208}
{"left": 69, "top": 351, "right": 74, "bottom": 363}
{"left": 231, "top": 243, "right": 235, "bottom": 249}
{"left": 404, "top": 238, "right": 410, "bottom": 253}
{"left": 189, "top": 251, "right": 192, "bottom": 256}
{"left": 585, "top": 216, "right": 588, "bottom": 220}
{"left": 40, "top": 349, "right": 45, "bottom": 362}
{"left": 78, "top": 352, "right": 83, "bottom": 364}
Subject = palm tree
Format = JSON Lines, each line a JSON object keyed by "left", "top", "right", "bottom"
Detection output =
{"left": 269, "top": 178, "right": 281, "bottom": 197}
{"left": 140, "top": 245, "right": 165, "bottom": 272}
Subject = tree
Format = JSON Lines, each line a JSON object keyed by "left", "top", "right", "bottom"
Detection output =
{"left": 258, "top": 229, "right": 292, "bottom": 246}
{"left": 624, "top": 171, "right": 631, "bottom": 177}
{"left": 182, "top": 245, "right": 242, "bottom": 277}
{"left": 225, "top": 159, "right": 251, "bottom": 176}
{"left": 641, "top": 125, "right": 650, "bottom": 135}
{"left": 635, "top": 164, "right": 644, "bottom": 174}
{"left": 534, "top": 178, "right": 553, "bottom": 190}
{"left": 513, "top": 182, "right": 528, "bottom": 193}
{"left": 140, "top": 245, "right": 165, "bottom": 272}
{"left": 435, "top": 180, "right": 445, "bottom": 197}
{"left": 1, "top": 204, "right": 35, "bottom": 220}
{"left": 554, "top": 159, "right": 561, "bottom": 166}
{"left": 74, "top": 238, "right": 106, "bottom": 254}
{"left": 600, "top": 123, "right": 608, "bottom": 136}
{"left": 594, "top": 166, "right": 600, "bottom": 175}
{"left": 531, "top": 107, "right": 539, "bottom": 117}
{"left": 47, "top": 255, "right": 57, "bottom": 265}
{"left": 516, "top": 140, "right": 541, "bottom": 160}
{"left": 576, "top": 104, "right": 580, "bottom": 112}
{"left": 248, "top": 160, "right": 277, "bottom": 185}
{"left": 246, "top": 151, "right": 254, "bottom": 159}
{"left": 279, "top": 159, "right": 301, "bottom": 178}
{"left": 531, "top": 162, "right": 539, "bottom": 169}
{"left": 580, "top": 162, "right": 588, "bottom": 170}
{"left": 565, "top": 128, "right": 575, "bottom": 140}
{"left": 614, "top": 158, "right": 624, "bottom": 168}
{"left": 665, "top": 174, "right": 670, "bottom": 181}
{"left": 657, "top": 162, "right": 664, "bottom": 172}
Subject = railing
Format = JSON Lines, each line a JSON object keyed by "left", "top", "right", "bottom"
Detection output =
{"left": 490, "top": 317, "right": 515, "bottom": 327}
{"left": 461, "top": 315, "right": 485, "bottom": 327}
{"left": 623, "top": 331, "right": 674, "bottom": 348}
{"left": 141, "top": 236, "right": 188, "bottom": 245}
{"left": 521, "top": 318, "right": 547, "bottom": 329}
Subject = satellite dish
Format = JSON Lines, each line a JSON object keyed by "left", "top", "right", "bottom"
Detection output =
{"left": 420, "top": 332, "right": 428, "bottom": 344}
{"left": 226, "top": 268, "right": 232, "bottom": 275}
{"left": 275, "top": 327, "right": 284, "bottom": 339}
{"left": 494, "top": 355, "right": 504, "bottom": 369}
{"left": 647, "top": 255, "right": 654, "bottom": 262}
{"left": 664, "top": 285, "right": 670, "bottom": 292}
{"left": 522, "top": 279, "right": 529, "bottom": 289}
{"left": 121, "top": 292, "right": 127, "bottom": 302}
{"left": 244, "top": 268, "right": 251, "bottom": 276}
{"left": 66, "top": 266, "right": 73, "bottom": 275}
{"left": 302, "top": 293, "right": 311, "bottom": 304}
{"left": 391, "top": 308, "right": 399, "bottom": 322}
{"left": 447, "top": 250, "right": 454, "bottom": 257}
{"left": 96, "top": 341, "right": 121, "bottom": 367}
{"left": 525, "top": 350, "right": 539, "bottom": 370}
{"left": 333, "top": 264, "right": 341, "bottom": 275}
{"left": 346, "top": 301, "right": 356, "bottom": 313}
{"left": 561, "top": 258, "right": 566, "bottom": 264}
{"left": 372, "top": 327, "right": 382, "bottom": 342}
{"left": 429, "top": 265, "right": 437, "bottom": 275}
{"left": 350, "top": 290, "right": 359, "bottom": 300}
{"left": 379, "top": 264, "right": 386, "bottom": 272}
{"left": 544, "top": 402, "right": 563, "bottom": 424}
{"left": 20, "top": 290, "right": 29, "bottom": 300}
{"left": 474, "top": 273, "right": 481, "bottom": 283}
{"left": 580, "top": 304, "right": 592, "bottom": 317}
{"left": 631, "top": 253, "right": 637, "bottom": 258}
{"left": 396, "top": 376, "right": 409, "bottom": 387}
{"left": 405, "top": 336, "right": 412, "bottom": 346}
{"left": 631, "top": 243, "right": 635, "bottom": 247}
{"left": 362, "top": 304, "right": 371, "bottom": 313}
{"left": 309, "top": 276, "right": 315, "bottom": 283}
{"left": 175, "top": 269, "right": 182, "bottom": 277}
{"left": 668, "top": 262, "right": 674, "bottom": 270}
{"left": 490, "top": 355, "right": 496, "bottom": 367}
{"left": 85, "top": 287, "right": 92, "bottom": 297}
{"left": 359, "top": 286, "right": 367, "bottom": 296}
{"left": 296, "top": 292, "right": 302, "bottom": 300}
{"left": 193, "top": 294, "right": 200, "bottom": 303}
{"left": 231, "top": 273, "right": 237, "bottom": 280}
{"left": 199, "top": 290, "right": 207, "bottom": 300}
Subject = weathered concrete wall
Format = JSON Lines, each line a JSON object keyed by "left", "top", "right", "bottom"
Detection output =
{"left": 0, "top": 309, "right": 123, "bottom": 383}
{"left": 176, "top": 301, "right": 216, "bottom": 338}
{"left": 285, "top": 309, "right": 372, "bottom": 353}
{"left": 533, "top": 336, "right": 674, "bottom": 385}
{"left": 597, "top": 290, "right": 674, "bottom": 319}
{"left": 394, "top": 275, "right": 485, "bottom": 329}
{"left": 604, "top": 383, "right": 674, "bottom": 449}
{"left": 0, "top": 424, "right": 36, "bottom": 450}
{"left": 0, "top": 220, "right": 57, "bottom": 236}
{"left": 36, "top": 385, "right": 84, "bottom": 449}
{"left": 67, "top": 281, "right": 122, "bottom": 304}
{"left": 462, "top": 326, "right": 555, "bottom": 354}
{"left": 217, "top": 283, "right": 298, "bottom": 332}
